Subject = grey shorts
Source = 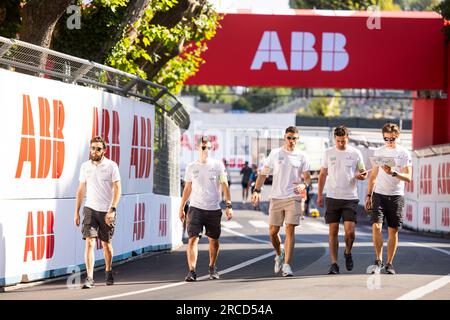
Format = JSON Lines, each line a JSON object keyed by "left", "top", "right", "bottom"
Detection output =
{"left": 325, "top": 197, "right": 359, "bottom": 224}
{"left": 186, "top": 206, "right": 222, "bottom": 239}
{"left": 82, "top": 206, "right": 115, "bottom": 242}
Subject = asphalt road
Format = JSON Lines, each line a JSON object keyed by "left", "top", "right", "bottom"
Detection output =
{"left": 1, "top": 185, "right": 450, "bottom": 301}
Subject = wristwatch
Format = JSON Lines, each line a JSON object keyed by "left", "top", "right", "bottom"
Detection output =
{"left": 226, "top": 203, "right": 233, "bottom": 209}
{"left": 366, "top": 194, "right": 372, "bottom": 197}
{"left": 110, "top": 207, "right": 116, "bottom": 212}
{"left": 391, "top": 171, "right": 398, "bottom": 177}
{"left": 253, "top": 188, "right": 261, "bottom": 193}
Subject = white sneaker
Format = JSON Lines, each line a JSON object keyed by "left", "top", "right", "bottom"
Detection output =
{"left": 274, "top": 249, "right": 285, "bottom": 274}
{"left": 282, "top": 263, "right": 293, "bottom": 277}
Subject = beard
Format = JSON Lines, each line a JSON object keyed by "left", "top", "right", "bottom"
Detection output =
{"left": 89, "top": 153, "right": 104, "bottom": 161}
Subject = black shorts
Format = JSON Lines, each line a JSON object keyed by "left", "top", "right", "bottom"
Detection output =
{"left": 371, "top": 193, "right": 404, "bottom": 228}
{"left": 186, "top": 206, "right": 222, "bottom": 239}
{"left": 82, "top": 206, "right": 115, "bottom": 242}
{"left": 242, "top": 181, "right": 249, "bottom": 189}
{"left": 325, "top": 198, "right": 359, "bottom": 224}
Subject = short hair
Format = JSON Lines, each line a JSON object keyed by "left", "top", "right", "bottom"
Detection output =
{"left": 285, "top": 126, "right": 298, "bottom": 134}
{"left": 334, "top": 125, "right": 349, "bottom": 137}
{"left": 382, "top": 123, "right": 400, "bottom": 137}
{"left": 90, "top": 136, "right": 106, "bottom": 149}
{"left": 197, "top": 135, "right": 211, "bottom": 145}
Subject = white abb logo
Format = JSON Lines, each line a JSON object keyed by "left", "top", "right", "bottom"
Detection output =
{"left": 251, "top": 31, "right": 349, "bottom": 72}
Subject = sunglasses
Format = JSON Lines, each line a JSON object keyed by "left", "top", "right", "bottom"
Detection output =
{"left": 201, "top": 146, "right": 212, "bottom": 150}
{"left": 286, "top": 136, "right": 298, "bottom": 141}
{"left": 90, "top": 146, "right": 103, "bottom": 152}
{"left": 383, "top": 137, "right": 396, "bottom": 142}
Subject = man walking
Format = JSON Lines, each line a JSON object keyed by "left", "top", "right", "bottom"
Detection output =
{"left": 240, "top": 161, "right": 253, "bottom": 203}
{"left": 74, "top": 136, "right": 121, "bottom": 289}
{"left": 317, "top": 126, "right": 367, "bottom": 274}
{"left": 252, "top": 126, "right": 311, "bottom": 277}
{"left": 179, "top": 136, "right": 233, "bottom": 282}
{"left": 365, "top": 123, "right": 412, "bottom": 274}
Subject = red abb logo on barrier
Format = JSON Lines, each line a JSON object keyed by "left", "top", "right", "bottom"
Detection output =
{"left": 16, "top": 95, "right": 65, "bottom": 179}
{"left": 159, "top": 204, "right": 167, "bottom": 237}
{"left": 422, "top": 207, "right": 431, "bottom": 225}
{"left": 133, "top": 203, "right": 145, "bottom": 241}
{"left": 442, "top": 208, "right": 450, "bottom": 227}
{"left": 251, "top": 32, "right": 349, "bottom": 72}
{"left": 437, "top": 162, "right": 450, "bottom": 195}
{"left": 405, "top": 170, "right": 414, "bottom": 193}
{"left": 23, "top": 211, "right": 55, "bottom": 262}
{"left": 406, "top": 205, "right": 413, "bottom": 222}
{"left": 129, "top": 116, "right": 152, "bottom": 179}
{"left": 229, "top": 158, "right": 246, "bottom": 168}
{"left": 420, "top": 165, "right": 432, "bottom": 195}
{"left": 92, "top": 107, "right": 120, "bottom": 165}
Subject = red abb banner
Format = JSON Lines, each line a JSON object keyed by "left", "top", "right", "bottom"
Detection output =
{"left": 187, "top": 11, "right": 445, "bottom": 90}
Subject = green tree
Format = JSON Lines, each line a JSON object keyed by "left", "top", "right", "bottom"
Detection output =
{"left": 231, "top": 87, "right": 293, "bottom": 112}
{"left": 0, "top": 0, "right": 221, "bottom": 94}
{"left": 307, "top": 95, "right": 341, "bottom": 117}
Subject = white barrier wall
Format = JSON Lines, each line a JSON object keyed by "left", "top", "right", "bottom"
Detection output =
{"left": 0, "top": 69, "right": 182, "bottom": 286}
{"left": 402, "top": 154, "right": 450, "bottom": 234}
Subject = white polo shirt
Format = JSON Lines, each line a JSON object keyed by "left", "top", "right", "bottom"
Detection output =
{"left": 264, "top": 147, "right": 310, "bottom": 199}
{"left": 79, "top": 157, "right": 121, "bottom": 212}
{"left": 373, "top": 145, "right": 412, "bottom": 196}
{"left": 321, "top": 145, "right": 365, "bottom": 200}
{"left": 185, "top": 158, "right": 227, "bottom": 211}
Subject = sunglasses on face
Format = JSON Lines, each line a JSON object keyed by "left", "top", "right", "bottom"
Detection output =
{"left": 90, "top": 146, "right": 103, "bottom": 152}
{"left": 286, "top": 136, "right": 298, "bottom": 141}
{"left": 383, "top": 137, "right": 396, "bottom": 142}
{"left": 201, "top": 146, "right": 212, "bottom": 150}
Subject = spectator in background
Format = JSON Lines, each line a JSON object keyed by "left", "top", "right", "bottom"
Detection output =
{"left": 240, "top": 161, "right": 253, "bottom": 204}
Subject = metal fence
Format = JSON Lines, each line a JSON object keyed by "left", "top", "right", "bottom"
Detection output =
{"left": 0, "top": 36, "right": 189, "bottom": 196}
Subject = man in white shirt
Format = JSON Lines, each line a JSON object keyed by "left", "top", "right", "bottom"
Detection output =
{"left": 365, "top": 123, "right": 412, "bottom": 275}
{"left": 179, "top": 136, "right": 233, "bottom": 282}
{"left": 252, "top": 126, "right": 311, "bottom": 277}
{"left": 317, "top": 126, "right": 368, "bottom": 275}
{"left": 74, "top": 136, "right": 121, "bottom": 289}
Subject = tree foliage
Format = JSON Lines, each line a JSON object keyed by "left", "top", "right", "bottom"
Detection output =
{"left": 0, "top": 0, "right": 222, "bottom": 94}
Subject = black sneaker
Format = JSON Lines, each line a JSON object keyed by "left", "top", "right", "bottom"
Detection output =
{"left": 105, "top": 271, "right": 114, "bottom": 286}
{"left": 327, "top": 263, "right": 340, "bottom": 274}
{"left": 185, "top": 269, "right": 197, "bottom": 282}
{"left": 209, "top": 265, "right": 220, "bottom": 280}
{"left": 384, "top": 263, "right": 396, "bottom": 275}
{"left": 82, "top": 277, "right": 95, "bottom": 289}
{"left": 344, "top": 251, "right": 353, "bottom": 271}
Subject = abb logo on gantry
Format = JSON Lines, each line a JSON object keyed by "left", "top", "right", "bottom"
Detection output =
{"left": 16, "top": 95, "right": 65, "bottom": 179}
{"left": 251, "top": 31, "right": 349, "bottom": 71}
{"left": 23, "top": 211, "right": 55, "bottom": 262}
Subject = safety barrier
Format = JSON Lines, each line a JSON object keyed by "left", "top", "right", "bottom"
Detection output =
{"left": 0, "top": 37, "right": 188, "bottom": 286}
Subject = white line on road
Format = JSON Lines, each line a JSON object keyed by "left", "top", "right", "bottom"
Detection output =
{"left": 91, "top": 227, "right": 273, "bottom": 300}
{"left": 248, "top": 220, "right": 269, "bottom": 228}
{"left": 221, "top": 221, "right": 243, "bottom": 229}
{"left": 396, "top": 242, "right": 450, "bottom": 300}
{"left": 397, "top": 274, "right": 450, "bottom": 300}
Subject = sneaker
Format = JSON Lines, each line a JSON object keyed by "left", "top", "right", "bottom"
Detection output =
{"left": 327, "top": 263, "right": 340, "bottom": 274}
{"left": 185, "top": 269, "right": 197, "bottom": 282}
{"left": 105, "top": 271, "right": 114, "bottom": 286}
{"left": 209, "top": 265, "right": 220, "bottom": 280}
{"left": 82, "top": 277, "right": 95, "bottom": 289}
{"left": 344, "top": 251, "right": 353, "bottom": 271}
{"left": 367, "top": 259, "right": 384, "bottom": 274}
{"left": 274, "top": 249, "right": 285, "bottom": 274}
{"left": 281, "top": 263, "right": 293, "bottom": 277}
{"left": 384, "top": 263, "right": 396, "bottom": 275}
